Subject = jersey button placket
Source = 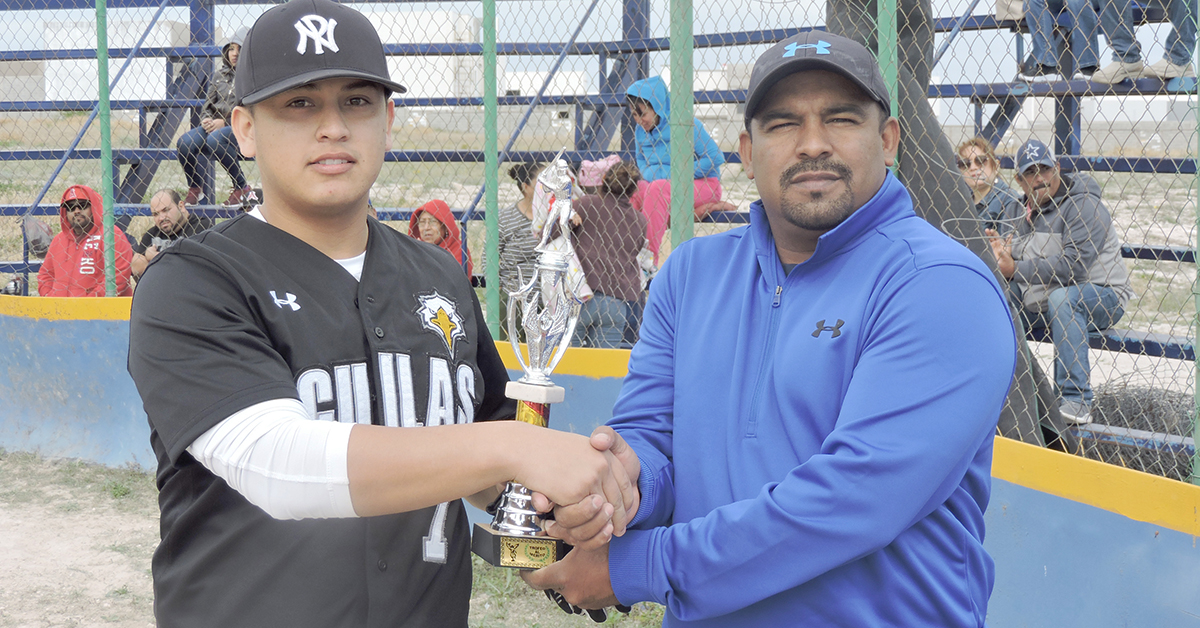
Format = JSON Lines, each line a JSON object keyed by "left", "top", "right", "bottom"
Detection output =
{"left": 377, "top": 559, "right": 387, "bottom": 572}
{"left": 374, "top": 326, "right": 384, "bottom": 338}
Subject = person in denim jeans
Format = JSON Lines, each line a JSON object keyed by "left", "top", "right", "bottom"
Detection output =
{"left": 987, "top": 139, "right": 1132, "bottom": 424}
{"left": 568, "top": 161, "right": 648, "bottom": 349}
{"left": 1088, "top": 0, "right": 1197, "bottom": 83}
{"left": 178, "top": 27, "right": 252, "bottom": 206}
{"left": 1019, "top": 0, "right": 1101, "bottom": 80}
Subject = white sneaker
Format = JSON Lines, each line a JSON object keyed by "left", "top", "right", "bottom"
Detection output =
{"left": 1059, "top": 400, "right": 1093, "bottom": 425}
{"left": 1143, "top": 58, "right": 1195, "bottom": 79}
{"left": 1090, "top": 61, "right": 1144, "bottom": 84}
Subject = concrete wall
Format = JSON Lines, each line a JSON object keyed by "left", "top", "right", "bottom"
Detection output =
{"left": 3, "top": 294, "right": 1199, "bottom": 626}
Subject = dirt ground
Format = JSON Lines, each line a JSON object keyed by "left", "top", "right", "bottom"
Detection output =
{"left": 0, "top": 451, "right": 663, "bottom": 628}
{"left": 0, "top": 453, "right": 156, "bottom": 628}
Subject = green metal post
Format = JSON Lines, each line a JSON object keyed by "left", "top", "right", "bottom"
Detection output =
{"left": 1192, "top": 40, "right": 1199, "bottom": 485}
{"left": 483, "top": 0, "right": 500, "bottom": 336}
{"left": 878, "top": 0, "right": 899, "bottom": 121}
{"left": 97, "top": 0, "right": 116, "bottom": 296}
{"left": 669, "top": 0, "right": 694, "bottom": 248}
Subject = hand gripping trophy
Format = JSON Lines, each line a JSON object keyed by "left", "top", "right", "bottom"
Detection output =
{"left": 472, "top": 151, "right": 584, "bottom": 570}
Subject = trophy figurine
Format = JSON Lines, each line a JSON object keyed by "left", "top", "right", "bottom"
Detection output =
{"left": 472, "top": 151, "right": 585, "bottom": 569}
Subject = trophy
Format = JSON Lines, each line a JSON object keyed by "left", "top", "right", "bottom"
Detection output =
{"left": 472, "top": 151, "right": 585, "bottom": 570}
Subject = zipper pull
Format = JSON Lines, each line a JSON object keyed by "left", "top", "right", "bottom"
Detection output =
{"left": 773, "top": 285, "right": 783, "bottom": 307}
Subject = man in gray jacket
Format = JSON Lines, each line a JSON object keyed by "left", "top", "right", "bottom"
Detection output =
{"left": 988, "top": 139, "right": 1132, "bottom": 424}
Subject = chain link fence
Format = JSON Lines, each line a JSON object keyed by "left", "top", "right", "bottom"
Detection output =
{"left": 0, "top": 0, "right": 1195, "bottom": 480}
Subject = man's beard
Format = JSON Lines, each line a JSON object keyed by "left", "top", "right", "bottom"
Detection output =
{"left": 776, "top": 159, "right": 857, "bottom": 232}
{"left": 72, "top": 216, "right": 93, "bottom": 236}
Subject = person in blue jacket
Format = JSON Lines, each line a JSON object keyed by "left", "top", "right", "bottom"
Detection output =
{"left": 523, "top": 31, "right": 1017, "bottom": 627}
{"left": 625, "top": 76, "right": 727, "bottom": 264}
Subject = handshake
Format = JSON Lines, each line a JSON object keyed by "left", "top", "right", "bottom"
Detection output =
{"left": 499, "top": 424, "right": 640, "bottom": 618}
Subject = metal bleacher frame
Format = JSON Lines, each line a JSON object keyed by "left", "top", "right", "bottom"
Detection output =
{"left": 1, "top": 0, "right": 1195, "bottom": 359}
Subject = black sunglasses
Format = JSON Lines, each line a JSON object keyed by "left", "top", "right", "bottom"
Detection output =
{"left": 956, "top": 155, "right": 990, "bottom": 170}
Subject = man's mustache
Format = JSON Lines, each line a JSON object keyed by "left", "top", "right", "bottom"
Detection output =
{"left": 779, "top": 159, "right": 853, "bottom": 188}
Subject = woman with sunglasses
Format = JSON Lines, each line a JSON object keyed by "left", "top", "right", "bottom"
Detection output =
{"left": 956, "top": 137, "right": 1022, "bottom": 233}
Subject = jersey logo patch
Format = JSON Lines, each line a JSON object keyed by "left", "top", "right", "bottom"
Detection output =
{"left": 417, "top": 291, "right": 465, "bottom": 354}
{"left": 270, "top": 290, "right": 301, "bottom": 311}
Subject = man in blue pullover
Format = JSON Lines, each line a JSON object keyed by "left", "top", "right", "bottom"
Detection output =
{"left": 524, "top": 31, "right": 1017, "bottom": 627}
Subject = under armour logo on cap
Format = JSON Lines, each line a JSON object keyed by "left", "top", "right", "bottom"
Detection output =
{"left": 743, "top": 31, "right": 890, "bottom": 129}
{"left": 783, "top": 40, "right": 831, "bottom": 57}
{"left": 294, "top": 14, "right": 338, "bottom": 55}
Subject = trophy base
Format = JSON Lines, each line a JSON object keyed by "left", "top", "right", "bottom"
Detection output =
{"left": 472, "top": 523, "right": 567, "bottom": 569}
{"left": 506, "top": 381, "right": 565, "bottom": 404}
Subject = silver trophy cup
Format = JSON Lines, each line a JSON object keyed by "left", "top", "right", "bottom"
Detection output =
{"left": 471, "top": 153, "right": 584, "bottom": 569}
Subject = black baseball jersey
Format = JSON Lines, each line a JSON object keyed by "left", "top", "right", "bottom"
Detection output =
{"left": 128, "top": 214, "right": 514, "bottom": 628}
{"left": 132, "top": 213, "right": 214, "bottom": 256}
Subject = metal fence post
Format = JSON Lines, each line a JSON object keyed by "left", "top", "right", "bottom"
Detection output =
{"left": 669, "top": 0, "right": 693, "bottom": 249}
{"left": 96, "top": 0, "right": 115, "bottom": 296}
{"left": 879, "top": 0, "right": 899, "bottom": 174}
{"left": 483, "top": 0, "right": 499, "bottom": 336}
{"left": 1192, "top": 34, "right": 1199, "bottom": 486}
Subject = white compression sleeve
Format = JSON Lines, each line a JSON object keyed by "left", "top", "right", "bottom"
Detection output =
{"left": 186, "top": 398, "right": 358, "bottom": 520}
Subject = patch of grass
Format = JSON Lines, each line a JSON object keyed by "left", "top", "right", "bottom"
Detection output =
{"left": 104, "top": 480, "right": 132, "bottom": 499}
{"left": 0, "top": 450, "right": 157, "bottom": 516}
{"left": 468, "top": 556, "right": 665, "bottom": 627}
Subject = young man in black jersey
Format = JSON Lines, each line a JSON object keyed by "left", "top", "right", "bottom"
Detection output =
{"left": 127, "top": 1, "right": 635, "bottom": 625}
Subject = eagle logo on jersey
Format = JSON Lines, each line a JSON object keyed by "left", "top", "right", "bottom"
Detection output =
{"left": 417, "top": 292, "right": 466, "bottom": 354}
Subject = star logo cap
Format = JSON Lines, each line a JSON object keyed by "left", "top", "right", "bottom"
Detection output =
{"left": 1016, "top": 139, "right": 1056, "bottom": 175}
{"left": 743, "top": 31, "right": 892, "bottom": 129}
{"left": 235, "top": 0, "right": 406, "bottom": 106}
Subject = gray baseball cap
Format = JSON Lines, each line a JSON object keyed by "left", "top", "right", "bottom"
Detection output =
{"left": 743, "top": 31, "right": 892, "bottom": 129}
{"left": 235, "top": 0, "right": 406, "bottom": 106}
{"left": 1015, "top": 139, "right": 1057, "bottom": 175}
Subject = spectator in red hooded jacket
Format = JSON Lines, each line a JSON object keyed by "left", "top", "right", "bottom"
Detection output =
{"left": 408, "top": 199, "right": 473, "bottom": 276}
{"left": 37, "top": 185, "right": 134, "bottom": 297}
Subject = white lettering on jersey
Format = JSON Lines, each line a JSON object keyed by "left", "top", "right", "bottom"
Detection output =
{"left": 426, "top": 358, "right": 455, "bottom": 427}
{"left": 294, "top": 15, "right": 338, "bottom": 55}
{"left": 333, "top": 363, "right": 372, "bottom": 425}
{"left": 378, "top": 352, "right": 418, "bottom": 428}
{"left": 296, "top": 368, "right": 336, "bottom": 421}
{"left": 455, "top": 364, "right": 475, "bottom": 424}
{"left": 423, "top": 501, "right": 449, "bottom": 563}
{"left": 296, "top": 357, "right": 475, "bottom": 428}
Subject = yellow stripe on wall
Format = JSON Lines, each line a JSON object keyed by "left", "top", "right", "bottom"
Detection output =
{"left": 992, "top": 436, "right": 1200, "bottom": 537}
{"left": 6, "top": 295, "right": 1198, "bottom": 535}
{"left": 0, "top": 295, "right": 132, "bottom": 320}
{"left": 494, "top": 342, "right": 630, "bottom": 379}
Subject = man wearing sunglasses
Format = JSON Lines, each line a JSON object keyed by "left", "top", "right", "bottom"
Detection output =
{"left": 37, "top": 184, "right": 133, "bottom": 297}
{"left": 986, "top": 139, "right": 1132, "bottom": 425}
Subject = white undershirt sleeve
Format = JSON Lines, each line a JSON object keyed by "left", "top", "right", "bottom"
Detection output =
{"left": 187, "top": 398, "right": 358, "bottom": 520}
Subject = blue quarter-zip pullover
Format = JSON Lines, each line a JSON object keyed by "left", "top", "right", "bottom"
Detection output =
{"left": 606, "top": 173, "right": 1016, "bottom": 627}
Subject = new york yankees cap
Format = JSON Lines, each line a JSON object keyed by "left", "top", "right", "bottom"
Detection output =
{"left": 743, "top": 31, "right": 892, "bottom": 129}
{"left": 1015, "top": 139, "right": 1056, "bottom": 175}
{"left": 235, "top": 0, "right": 406, "bottom": 106}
